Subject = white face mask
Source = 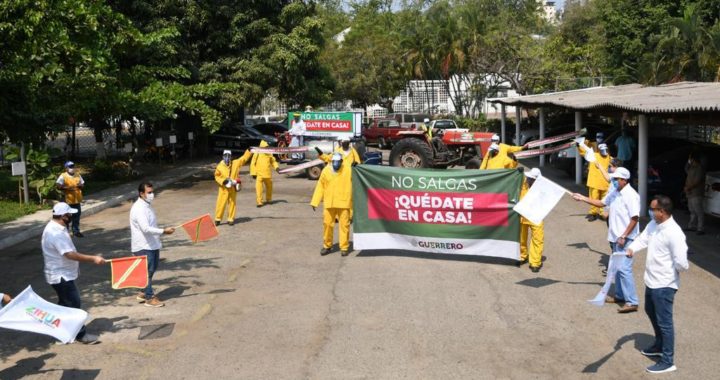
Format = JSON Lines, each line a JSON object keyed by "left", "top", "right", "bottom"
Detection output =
{"left": 67, "top": 168, "right": 75, "bottom": 174}
{"left": 145, "top": 192, "right": 155, "bottom": 203}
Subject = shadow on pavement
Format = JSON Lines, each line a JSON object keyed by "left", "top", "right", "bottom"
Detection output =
{"left": 582, "top": 332, "right": 654, "bottom": 373}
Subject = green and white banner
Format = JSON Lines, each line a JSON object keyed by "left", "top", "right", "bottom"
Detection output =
{"left": 287, "top": 111, "right": 362, "bottom": 139}
{"left": 352, "top": 165, "right": 523, "bottom": 259}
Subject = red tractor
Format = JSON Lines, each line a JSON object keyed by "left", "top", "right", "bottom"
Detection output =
{"left": 388, "top": 129, "right": 494, "bottom": 169}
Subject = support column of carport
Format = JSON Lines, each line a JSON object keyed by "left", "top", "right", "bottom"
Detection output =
{"left": 500, "top": 105, "right": 506, "bottom": 144}
{"left": 539, "top": 108, "right": 546, "bottom": 167}
{"left": 638, "top": 114, "right": 648, "bottom": 214}
{"left": 515, "top": 107, "right": 522, "bottom": 146}
{"left": 575, "top": 111, "right": 583, "bottom": 185}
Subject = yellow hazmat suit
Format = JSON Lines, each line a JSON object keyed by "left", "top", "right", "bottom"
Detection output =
{"left": 519, "top": 179, "right": 544, "bottom": 268}
{"left": 480, "top": 143, "right": 523, "bottom": 169}
{"left": 578, "top": 145, "right": 612, "bottom": 216}
{"left": 251, "top": 141, "right": 279, "bottom": 206}
{"left": 310, "top": 162, "right": 352, "bottom": 252}
{"left": 214, "top": 150, "right": 253, "bottom": 223}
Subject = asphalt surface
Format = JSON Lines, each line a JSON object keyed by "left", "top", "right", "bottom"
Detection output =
{"left": 1, "top": 161, "right": 719, "bottom": 379}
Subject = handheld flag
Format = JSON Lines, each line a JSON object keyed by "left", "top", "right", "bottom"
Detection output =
{"left": 179, "top": 214, "right": 219, "bottom": 243}
{"left": 513, "top": 176, "right": 569, "bottom": 225}
{"left": 0, "top": 285, "right": 88, "bottom": 344}
{"left": 110, "top": 256, "right": 149, "bottom": 289}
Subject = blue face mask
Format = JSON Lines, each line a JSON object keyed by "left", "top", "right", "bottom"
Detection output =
{"left": 223, "top": 156, "right": 230, "bottom": 165}
{"left": 611, "top": 178, "right": 619, "bottom": 188}
{"left": 332, "top": 160, "right": 342, "bottom": 171}
{"left": 648, "top": 209, "right": 655, "bottom": 222}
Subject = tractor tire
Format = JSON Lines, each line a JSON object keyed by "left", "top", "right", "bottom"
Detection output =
{"left": 465, "top": 158, "right": 481, "bottom": 169}
{"left": 389, "top": 138, "right": 434, "bottom": 168}
{"left": 306, "top": 164, "right": 323, "bottom": 180}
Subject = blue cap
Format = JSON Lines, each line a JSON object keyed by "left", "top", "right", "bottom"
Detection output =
{"left": 64, "top": 161, "right": 75, "bottom": 168}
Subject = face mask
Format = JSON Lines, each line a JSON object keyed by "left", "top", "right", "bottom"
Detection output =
{"left": 223, "top": 156, "right": 230, "bottom": 165}
{"left": 597, "top": 138, "right": 603, "bottom": 143}
{"left": 332, "top": 160, "right": 342, "bottom": 171}
{"left": 61, "top": 215, "right": 71, "bottom": 225}
{"left": 648, "top": 209, "right": 655, "bottom": 222}
{"left": 67, "top": 168, "right": 75, "bottom": 174}
{"left": 145, "top": 193, "right": 155, "bottom": 203}
{"left": 611, "top": 178, "right": 619, "bottom": 188}
{"left": 600, "top": 150, "right": 608, "bottom": 157}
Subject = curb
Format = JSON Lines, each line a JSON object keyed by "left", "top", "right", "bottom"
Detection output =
{"left": 0, "top": 163, "right": 212, "bottom": 251}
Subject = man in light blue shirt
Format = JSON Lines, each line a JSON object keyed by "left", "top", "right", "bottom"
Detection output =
{"left": 615, "top": 127, "right": 636, "bottom": 167}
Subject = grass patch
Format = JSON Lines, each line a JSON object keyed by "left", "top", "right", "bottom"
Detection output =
{"left": 0, "top": 200, "right": 48, "bottom": 223}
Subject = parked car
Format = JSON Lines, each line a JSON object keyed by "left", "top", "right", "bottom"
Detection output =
{"left": 252, "top": 122, "right": 288, "bottom": 137}
{"left": 210, "top": 125, "right": 278, "bottom": 153}
{"left": 362, "top": 118, "right": 408, "bottom": 149}
{"left": 429, "top": 119, "right": 459, "bottom": 131}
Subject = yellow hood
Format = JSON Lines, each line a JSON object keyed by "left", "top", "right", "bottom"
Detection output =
{"left": 259, "top": 140, "right": 269, "bottom": 148}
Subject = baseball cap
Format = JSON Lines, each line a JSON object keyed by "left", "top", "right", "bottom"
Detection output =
{"left": 64, "top": 161, "right": 75, "bottom": 168}
{"left": 489, "top": 143, "right": 500, "bottom": 151}
{"left": 53, "top": 202, "right": 78, "bottom": 216}
{"left": 491, "top": 134, "right": 500, "bottom": 142}
{"left": 293, "top": 112, "right": 301, "bottom": 117}
{"left": 596, "top": 132, "right": 605, "bottom": 138}
{"left": 222, "top": 150, "right": 232, "bottom": 156}
{"left": 424, "top": 118, "right": 430, "bottom": 123}
{"left": 610, "top": 167, "right": 631, "bottom": 179}
{"left": 524, "top": 168, "right": 541, "bottom": 179}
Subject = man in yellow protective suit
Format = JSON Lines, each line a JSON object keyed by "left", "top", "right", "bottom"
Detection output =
{"left": 250, "top": 140, "right": 279, "bottom": 207}
{"left": 311, "top": 153, "right": 352, "bottom": 257}
{"left": 55, "top": 161, "right": 85, "bottom": 237}
{"left": 480, "top": 134, "right": 526, "bottom": 169}
{"left": 317, "top": 138, "right": 361, "bottom": 168}
{"left": 214, "top": 149, "right": 253, "bottom": 226}
{"left": 579, "top": 142, "right": 613, "bottom": 221}
{"left": 519, "top": 168, "right": 545, "bottom": 272}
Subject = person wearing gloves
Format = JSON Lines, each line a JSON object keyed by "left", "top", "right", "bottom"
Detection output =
{"left": 581, "top": 142, "right": 613, "bottom": 221}
{"left": 625, "top": 195, "right": 689, "bottom": 374}
{"left": 519, "top": 168, "right": 545, "bottom": 272}
{"left": 130, "top": 182, "right": 175, "bottom": 308}
{"left": 572, "top": 167, "right": 640, "bottom": 314}
{"left": 42, "top": 202, "right": 106, "bottom": 344}
{"left": 480, "top": 134, "right": 527, "bottom": 169}
{"left": 250, "top": 140, "right": 280, "bottom": 207}
{"left": 55, "top": 161, "right": 85, "bottom": 237}
{"left": 214, "top": 149, "right": 253, "bottom": 225}
{"left": 310, "top": 153, "right": 353, "bottom": 257}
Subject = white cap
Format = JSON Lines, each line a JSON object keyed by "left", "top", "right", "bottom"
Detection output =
{"left": 491, "top": 134, "right": 500, "bottom": 142}
{"left": 610, "top": 167, "right": 631, "bottom": 179}
{"left": 598, "top": 143, "right": 608, "bottom": 151}
{"left": 524, "top": 168, "right": 541, "bottom": 179}
{"left": 489, "top": 143, "right": 500, "bottom": 151}
{"left": 424, "top": 118, "right": 430, "bottom": 123}
{"left": 222, "top": 150, "right": 232, "bottom": 155}
{"left": 53, "top": 202, "right": 78, "bottom": 216}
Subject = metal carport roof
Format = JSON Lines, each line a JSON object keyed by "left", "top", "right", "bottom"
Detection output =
{"left": 488, "top": 81, "right": 720, "bottom": 114}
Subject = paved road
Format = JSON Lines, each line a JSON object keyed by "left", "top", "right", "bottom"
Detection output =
{"left": 1, "top": 165, "right": 719, "bottom": 379}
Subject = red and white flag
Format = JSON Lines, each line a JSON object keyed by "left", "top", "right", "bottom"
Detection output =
{"left": 179, "top": 214, "right": 219, "bottom": 243}
{"left": 110, "top": 256, "right": 149, "bottom": 289}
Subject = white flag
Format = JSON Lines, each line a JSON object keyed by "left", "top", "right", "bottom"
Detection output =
{"left": 513, "top": 176, "right": 567, "bottom": 225}
{"left": 588, "top": 251, "right": 624, "bottom": 306}
{"left": 0, "top": 285, "right": 88, "bottom": 343}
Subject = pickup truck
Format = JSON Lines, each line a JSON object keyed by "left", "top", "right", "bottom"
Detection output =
{"left": 362, "top": 118, "right": 409, "bottom": 149}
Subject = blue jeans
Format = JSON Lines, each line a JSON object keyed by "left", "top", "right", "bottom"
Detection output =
{"left": 645, "top": 287, "right": 677, "bottom": 366}
{"left": 133, "top": 249, "right": 159, "bottom": 298}
{"left": 610, "top": 239, "right": 639, "bottom": 306}
{"left": 51, "top": 278, "right": 86, "bottom": 339}
{"left": 68, "top": 203, "right": 81, "bottom": 234}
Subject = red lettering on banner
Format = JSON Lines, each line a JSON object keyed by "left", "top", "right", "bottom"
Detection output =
{"left": 305, "top": 120, "right": 351, "bottom": 132}
{"left": 367, "top": 189, "right": 509, "bottom": 226}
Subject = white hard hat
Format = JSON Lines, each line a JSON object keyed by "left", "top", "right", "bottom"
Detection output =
{"left": 598, "top": 143, "right": 608, "bottom": 151}
{"left": 222, "top": 150, "right": 232, "bottom": 155}
{"left": 525, "top": 168, "right": 541, "bottom": 179}
{"left": 53, "top": 202, "right": 78, "bottom": 216}
{"left": 424, "top": 118, "right": 430, "bottom": 123}
{"left": 489, "top": 143, "right": 500, "bottom": 151}
{"left": 491, "top": 134, "right": 500, "bottom": 142}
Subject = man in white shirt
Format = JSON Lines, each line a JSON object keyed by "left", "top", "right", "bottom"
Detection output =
{"left": 572, "top": 167, "right": 640, "bottom": 313}
{"left": 626, "top": 195, "right": 689, "bottom": 374}
{"left": 42, "top": 202, "right": 106, "bottom": 344}
{"left": 289, "top": 112, "right": 306, "bottom": 159}
{"left": 130, "top": 182, "right": 174, "bottom": 307}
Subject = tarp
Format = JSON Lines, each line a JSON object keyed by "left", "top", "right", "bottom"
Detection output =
{"left": 0, "top": 285, "right": 88, "bottom": 343}
{"left": 352, "top": 165, "right": 523, "bottom": 259}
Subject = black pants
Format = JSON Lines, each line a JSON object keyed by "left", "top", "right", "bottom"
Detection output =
{"left": 68, "top": 203, "right": 81, "bottom": 234}
{"left": 51, "top": 278, "right": 86, "bottom": 339}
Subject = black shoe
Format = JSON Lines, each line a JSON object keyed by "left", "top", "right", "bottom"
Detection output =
{"left": 320, "top": 247, "right": 331, "bottom": 256}
{"left": 516, "top": 258, "right": 528, "bottom": 267}
{"left": 530, "top": 264, "right": 542, "bottom": 273}
{"left": 215, "top": 221, "right": 220, "bottom": 226}
{"left": 341, "top": 250, "right": 350, "bottom": 257}
{"left": 257, "top": 204, "right": 263, "bottom": 208}
{"left": 228, "top": 221, "right": 234, "bottom": 226}
{"left": 74, "top": 232, "right": 84, "bottom": 238}
{"left": 587, "top": 215, "right": 597, "bottom": 221}
{"left": 77, "top": 333, "right": 100, "bottom": 345}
